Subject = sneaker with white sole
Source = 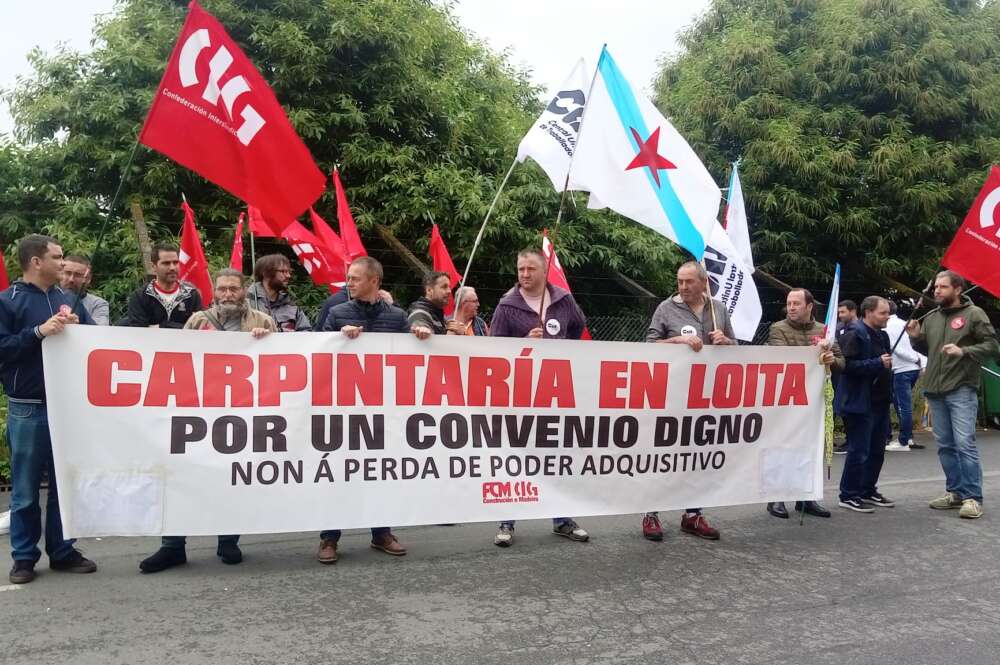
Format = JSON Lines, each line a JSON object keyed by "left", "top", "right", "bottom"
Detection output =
{"left": 494, "top": 524, "right": 514, "bottom": 547}
{"left": 553, "top": 519, "right": 589, "bottom": 542}
{"left": 929, "top": 492, "right": 963, "bottom": 510}
{"left": 838, "top": 497, "right": 875, "bottom": 513}
{"left": 861, "top": 492, "right": 895, "bottom": 508}
{"left": 959, "top": 499, "right": 983, "bottom": 519}
{"left": 885, "top": 443, "right": 910, "bottom": 452}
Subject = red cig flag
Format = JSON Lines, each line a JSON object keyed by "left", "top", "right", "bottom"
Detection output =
{"left": 543, "top": 230, "right": 591, "bottom": 340}
{"left": 429, "top": 223, "right": 461, "bottom": 315}
{"left": 942, "top": 166, "right": 1000, "bottom": 297}
{"left": 229, "top": 213, "right": 245, "bottom": 271}
{"left": 0, "top": 247, "right": 9, "bottom": 290}
{"left": 140, "top": 1, "right": 325, "bottom": 229}
{"left": 179, "top": 200, "right": 214, "bottom": 305}
{"left": 333, "top": 169, "right": 368, "bottom": 260}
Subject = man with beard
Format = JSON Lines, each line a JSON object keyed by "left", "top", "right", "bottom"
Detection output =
{"left": 247, "top": 254, "right": 311, "bottom": 332}
{"left": 139, "top": 269, "right": 275, "bottom": 573}
{"left": 125, "top": 243, "right": 202, "bottom": 328}
{"left": 408, "top": 271, "right": 463, "bottom": 335}
{"left": 908, "top": 270, "right": 999, "bottom": 519}
{"left": 764, "top": 288, "right": 841, "bottom": 519}
{"left": 59, "top": 254, "right": 109, "bottom": 325}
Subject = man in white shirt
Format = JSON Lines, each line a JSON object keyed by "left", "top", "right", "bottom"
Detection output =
{"left": 885, "top": 302, "right": 926, "bottom": 451}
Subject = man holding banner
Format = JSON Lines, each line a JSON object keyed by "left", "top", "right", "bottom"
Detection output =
{"left": 641, "top": 261, "right": 733, "bottom": 542}
{"left": 907, "top": 271, "right": 998, "bottom": 520}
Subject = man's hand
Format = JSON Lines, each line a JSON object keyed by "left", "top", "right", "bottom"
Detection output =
{"left": 880, "top": 353, "right": 892, "bottom": 368}
{"left": 38, "top": 314, "right": 67, "bottom": 337}
{"left": 341, "top": 325, "right": 363, "bottom": 339}
{"left": 941, "top": 343, "right": 964, "bottom": 357}
{"left": 250, "top": 327, "right": 270, "bottom": 339}
{"left": 378, "top": 289, "right": 394, "bottom": 305}
{"left": 820, "top": 350, "right": 835, "bottom": 366}
{"left": 446, "top": 320, "right": 465, "bottom": 335}
{"left": 906, "top": 319, "right": 920, "bottom": 336}
{"left": 412, "top": 325, "right": 432, "bottom": 340}
{"left": 709, "top": 330, "right": 731, "bottom": 345}
{"left": 527, "top": 327, "right": 544, "bottom": 339}
{"left": 683, "top": 336, "right": 704, "bottom": 352}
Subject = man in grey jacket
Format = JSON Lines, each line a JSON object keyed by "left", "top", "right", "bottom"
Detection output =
{"left": 59, "top": 254, "right": 110, "bottom": 325}
{"left": 642, "top": 261, "right": 735, "bottom": 543}
{"left": 247, "top": 254, "right": 311, "bottom": 332}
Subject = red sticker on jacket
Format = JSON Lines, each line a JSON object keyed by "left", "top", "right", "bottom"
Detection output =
{"left": 951, "top": 317, "right": 965, "bottom": 330}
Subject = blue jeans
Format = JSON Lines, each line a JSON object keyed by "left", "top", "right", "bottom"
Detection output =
{"left": 161, "top": 535, "right": 240, "bottom": 550}
{"left": 892, "top": 370, "right": 920, "bottom": 444}
{"left": 839, "top": 403, "right": 890, "bottom": 501}
{"left": 320, "top": 528, "right": 390, "bottom": 542}
{"left": 927, "top": 386, "right": 983, "bottom": 502}
{"left": 7, "top": 401, "right": 76, "bottom": 563}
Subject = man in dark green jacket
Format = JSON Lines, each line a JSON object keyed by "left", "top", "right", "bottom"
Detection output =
{"left": 907, "top": 270, "right": 999, "bottom": 520}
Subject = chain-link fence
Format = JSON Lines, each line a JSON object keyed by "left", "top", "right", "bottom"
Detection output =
{"left": 583, "top": 313, "right": 776, "bottom": 344}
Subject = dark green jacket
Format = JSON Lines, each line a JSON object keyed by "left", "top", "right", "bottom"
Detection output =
{"left": 910, "top": 299, "right": 999, "bottom": 395}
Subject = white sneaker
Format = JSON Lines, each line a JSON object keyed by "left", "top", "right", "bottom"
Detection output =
{"left": 494, "top": 524, "right": 514, "bottom": 547}
{"left": 885, "top": 443, "right": 910, "bottom": 452}
{"left": 0, "top": 510, "right": 9, "bottom": 536}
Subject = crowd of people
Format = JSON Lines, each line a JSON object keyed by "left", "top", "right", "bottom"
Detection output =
{"left": 1, "top": 232, "right": 996, "bottom": 585}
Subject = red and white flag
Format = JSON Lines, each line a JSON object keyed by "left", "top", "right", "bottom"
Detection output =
{"left": 942, "top": 165, "right": 1000, "bottom": 297}
{"left": 308, "top": 207, "right": 348, "bottom": 283}
{"left": 179, "top": 200, "right": 213, "bottom": 305}
{"left": 542, "top": 230, "right": 591, "bottom": 340}
{"left": 229, "top": 212, "right": 245, "bottom": 271}
{"left": 333, "top": 169, "right": 367, "bottom": 260}
{"left": 429, "top": 224, "right": 462, "bottom": 315}
{"left": 281, "top": 221, "right": 341, "bottom": 293}
{"left": 140, "top": 1, "right": 325, "bottom": 229}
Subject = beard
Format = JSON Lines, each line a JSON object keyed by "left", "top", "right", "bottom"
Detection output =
{"left": 217, "top": 301, "right": 246, "bottom": 320}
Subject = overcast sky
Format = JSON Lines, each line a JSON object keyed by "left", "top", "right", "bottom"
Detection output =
{"left": 0, "top": 0, "right": 711, "bottom": 137}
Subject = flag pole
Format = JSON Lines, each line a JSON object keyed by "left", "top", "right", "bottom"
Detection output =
{"left": 537, "top": 48, "right": 604, "bottom": 328}
{"left": 453, "top": 156, "right": 519, "bottom": 312}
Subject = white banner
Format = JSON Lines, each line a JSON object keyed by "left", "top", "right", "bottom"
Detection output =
{"left": 44, "top": 327, "right": 825, "bottom": 537}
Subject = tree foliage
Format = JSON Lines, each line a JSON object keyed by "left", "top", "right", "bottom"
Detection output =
{"left": 2, "top": 0, "right": 685, "bottom": 318}
{"left": 655, "top": 0, "right": 1000, "bottom": 289}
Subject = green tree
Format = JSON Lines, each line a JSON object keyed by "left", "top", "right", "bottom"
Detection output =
{"left": 4, "top": 0, "right": 686, "bottom": 319}
{"left": 655, "top": 0, "right": 1000, "bottom": 290}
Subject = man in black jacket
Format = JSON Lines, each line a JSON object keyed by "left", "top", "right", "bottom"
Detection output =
{"left": 124, "top": 243, "right": 202, "bottom": 328}
{"left": 408, "top": 271, "right": 462, "bottom": 335}
{"left": 317, "top": 257, "right": 431, "bottom": 564}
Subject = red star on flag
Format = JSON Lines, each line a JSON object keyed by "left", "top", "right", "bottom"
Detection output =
{"left": 625, "top": 127, "right": 676, "bottom": 186}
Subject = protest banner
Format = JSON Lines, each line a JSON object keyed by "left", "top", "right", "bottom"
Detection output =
{"left": 44, "top": 327, "right": 824, "bottom": 537}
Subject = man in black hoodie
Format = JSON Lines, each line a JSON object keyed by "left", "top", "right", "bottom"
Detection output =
{"left": 124, "top": 243, "right": 202, "bottom": 328}
{"left": 408, "top": 271, "right": 463, "bottom": 336}
{"left": 0, "top": 234, "right": 97, "bottom": 584}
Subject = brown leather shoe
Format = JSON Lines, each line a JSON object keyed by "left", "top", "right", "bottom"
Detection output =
{"left": 370, "top": 532, "right": 407, "bottom": 556}
{"left": 317, "top": 538, "right": 338, "bottom": 564}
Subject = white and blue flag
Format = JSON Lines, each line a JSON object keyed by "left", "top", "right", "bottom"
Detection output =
{"left": 568, "top": 47, "right": 721, "bottom": 259}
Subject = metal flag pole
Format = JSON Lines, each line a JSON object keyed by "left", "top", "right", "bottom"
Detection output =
{"left": 536, "top": 47, "right": 604, "bottom": 329}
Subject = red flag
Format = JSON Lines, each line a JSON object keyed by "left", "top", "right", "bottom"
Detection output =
{"left": 308, "top": 207, "right": 348, "bottom": 282}
{"left": 139, "top": 1, "right": 325, "bottom": 229}
{"left": 281, "top": 221, "right": 341, "bottom": 292}
{"left": 942, "top": 166, "right": 1000, "bottom": 297}
{"left": 247, "top": 205, "right": 280, "bottom": 237}
{"left": 229, "top": 213, "right": 245, "bottom": 271}
{"left": 0, "top": 247, "right": 9, "bottom": 291}
{"left": 333, "top": 169, "right": 367, "bottom": 260}
{"left": 179, "top": 200, "right": 213, "bottom": 305}
{"left": 542, "top": 230, "right": 591, "bottom": 340}
{"left": 429, "top": 224, "right": 461, "bottom": 315}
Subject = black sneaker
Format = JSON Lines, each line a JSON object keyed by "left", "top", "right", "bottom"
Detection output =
{"left": 832, "top": 443, "right": 848, "bottom": 455}
{"left": 216, "top": 541, "right": 243, "bottom": 565}
{"left": 9, "top": 560, "right": 36, "bottom": 584}
{"left": 49, "top": 550, "right": 97, "bottom": 574}
{"left": 861, "top": 492, "right": 895, "bottom": 508}
{"left": 908, "top": 442, "right": 926, "bottom": 450}
{"left": 139, "top": 547, "right": 187, "bottom": 573}
{"left": 838, "top": 498, "right": 874, "bottom": 513}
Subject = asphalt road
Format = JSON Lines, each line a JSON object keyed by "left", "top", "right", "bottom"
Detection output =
{"left": 2, "top": 430, "right": 998, "bottom": 665}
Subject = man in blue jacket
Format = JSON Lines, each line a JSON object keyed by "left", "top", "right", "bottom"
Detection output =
{"left": 0, "top": 234, "right": 97, "bottom": 584}
{"left": 316, "top": 256, "right": 432, "bottom": 564}
{"left": 835, "top": 296, "right": 895, "bottom": 514}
